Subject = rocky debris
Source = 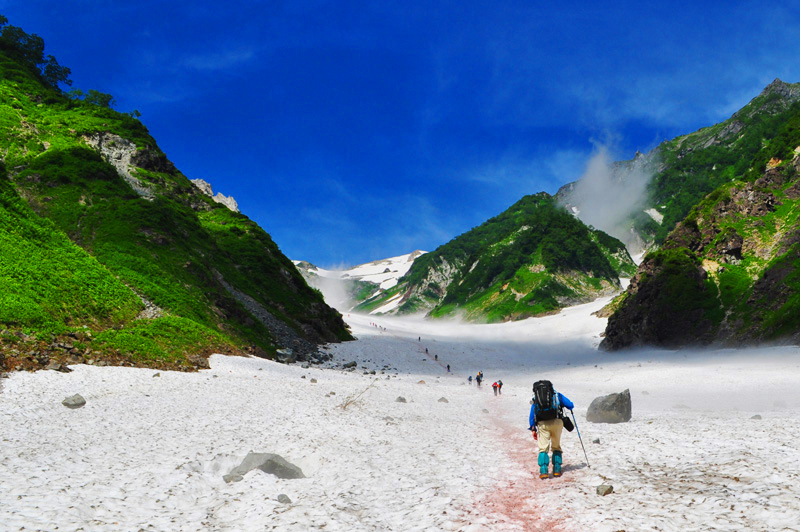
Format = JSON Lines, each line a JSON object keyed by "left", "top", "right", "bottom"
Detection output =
{"left": 277, "top": 494, "right": 292, "bottom": 504}
{"left": 213, "top": 272, "right": 321, "bottom": 360}
{"left": 751, "top": 414, "right": 762, "bottom": 420}
{"left": 482, "top": 409, "right": 489, "bottom": 414}
{"left": 45, "top": 362, "right": 72, "bottom": 373}
{"left": 343, "top": 361, "right": 357, "bottom": 369}
{"left": 276, "top": 349, "right": 296, "bottom": 363}
{"left": 224, "top": 452, "right": 305, "bottom": 483}
{"left": 190, "top": 179, "right": 240, "bottom": 213}
{"left": 587, "top": 389, "right": 632, "bottom": 423}
{"left": 395, "top": 396, "right": 407, "bottom": 403}
{"left": 310, "top": 378, "right": 317, "bottom": 383}
{"left": 592, "top": 438, "right": 601, "bottom": 444}
{"left": 438, "top": 397, "right": 449, "bottom": 403}
{"left": 62, "top": 394, "right": 86, "bottom": 409}
{"left": 596, "top": 484, "right": 614, "bottom": 496}
{"left": 417, "top": 380, "right": 426, "bottom": 385}
{"left": 135, "top": 292, "right": 163, "bottom": 320}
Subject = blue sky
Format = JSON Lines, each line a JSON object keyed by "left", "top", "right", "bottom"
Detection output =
{"left": 4, "top": 1, "right": 800, "bottom": 266}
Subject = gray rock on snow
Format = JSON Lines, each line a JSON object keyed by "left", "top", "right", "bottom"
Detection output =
{"left": 438, "top": 397, "right": 449, "bottom": 403}
{"left": 224, "top": 452, "right": 305, "bottom": 483}
{"left": 587, "top": 389, "right": 632, "bottom": 423}
{"left": 62, "top": 394, "right": 86, "bottom": 409}
{"left": 592, "top": 438, "right": 600, "bottom": 444}
{"left": 395, "top": 396, "right": 407, "bottom": 403}
{"left": 596, "top": 484, "right": 614, "bottom": 496}
{"left": 343, "top": 361, "right": 357, "bottom": 369}
{"left": 750, "top": 414, "right": 762, "bottom": 420}
{"left": 277, "top": 494, "right": 292, "bottom": 504}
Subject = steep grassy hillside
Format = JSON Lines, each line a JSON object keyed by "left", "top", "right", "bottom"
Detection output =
{"left": 602, "top": 101, "right": 800, "bottom": 349}
{"left": 358, "top": 193, "right": 636, "bottom": 322}
{"left": 557, "top": 79, "right": 800, "bottom": 249}
{"left": 0, "top": 19, "right": 350, "bottom": 371}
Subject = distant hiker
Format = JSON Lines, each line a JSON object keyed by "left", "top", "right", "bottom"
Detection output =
{"left": 434, "top": 354, "right": 438, "bottom": 361}
{"left": 425, "top": 348, "right": 428, "bottom": 354}
{"left": 468, "top": 375, "right": 473, "bottom": 385}
{"left": 498, "top": 380, "right": 503, "bottom": 395}
{"left": 446, "top": 364, "right": 450, "bottom": 372}
{"left": 418, "top": 337, "right": 421, "bottom": 341}
{"left": 476, "top": 372, "right": 482, "bottom": 386}
{"left": 492, "top": 382, "right": 499, "bottom": 396}
{"left": 529, "top": 380, "right": 574, "bottom": 480}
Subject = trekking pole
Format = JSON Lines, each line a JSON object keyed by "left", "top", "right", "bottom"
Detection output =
{"left": 571, "top": 411, "right": 590, "bottom": 468}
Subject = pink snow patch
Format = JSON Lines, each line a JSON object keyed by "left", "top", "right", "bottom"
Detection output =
{"left": 467, "top": 400, "right": 574, "bottom": 531}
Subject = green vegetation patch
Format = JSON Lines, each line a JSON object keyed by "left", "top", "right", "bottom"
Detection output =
{"left": 93, "top": 316, "right": 235, "bottom": 364}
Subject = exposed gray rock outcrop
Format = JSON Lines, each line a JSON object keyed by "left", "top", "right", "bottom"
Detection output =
{"left": 190, "top": 179, "right": 240, "bottom": 212}
{"left": 83, "top": 132, "right": 154, "bottom": 199}
{"left": 587, "top": 389, "right": 632, "bottom": 423}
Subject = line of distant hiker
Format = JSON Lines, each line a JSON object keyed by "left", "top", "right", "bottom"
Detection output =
{"left": 468, "top": 372, "right": 503, "bottom": 395}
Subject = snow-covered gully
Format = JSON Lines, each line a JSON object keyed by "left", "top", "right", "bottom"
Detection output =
{"left": 2, "top": 296, "right": 800, "bottom": 531}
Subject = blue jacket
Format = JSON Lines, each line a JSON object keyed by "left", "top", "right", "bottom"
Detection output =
{"left": 529, "top": 392, "right": 574, "bottom": 430}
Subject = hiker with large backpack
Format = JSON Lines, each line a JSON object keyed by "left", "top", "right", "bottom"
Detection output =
{"left": 528, "top": 380, "right": 574, "bottom": 479}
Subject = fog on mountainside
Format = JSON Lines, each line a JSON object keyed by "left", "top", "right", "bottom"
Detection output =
{"left": 558, "top": 147, "right": 655, "bottom": 257}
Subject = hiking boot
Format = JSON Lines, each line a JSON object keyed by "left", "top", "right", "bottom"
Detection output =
{"left": 537, "top": 452, "right": 549, "bottom": 477}
{"left": 539, "top": 473, "right": 549, "bottom": 480}
{"left": 552, "top": 451, "right": 563, "bottom": 477}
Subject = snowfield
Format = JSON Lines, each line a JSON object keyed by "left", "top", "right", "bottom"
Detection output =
{"left": 2, "top": 295, "right": 800, "bottom": 531}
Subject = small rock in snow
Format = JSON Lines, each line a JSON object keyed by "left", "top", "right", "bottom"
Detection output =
{"left": 417, "top": 380, "right": 426, "bottom": 384}
{"left": 592, "top": 438, "right": 600, "bottom": 444}
{"left": 343, "top": 361, "right": 357, "bottom": 369}
{"left": 301, "top": 375, "right": 306, "bottom": 379}
{"left": 310, "top": 378, "right": 317, "bottom": 383}
{"left": 277, "top": 494, "right": 292, "bottom": 504}
{"left": 62, "top": 394, "right": 86, "bottom": 409}
{"left": 396, "top": 396, "right": 407, "bottom": 403}
{"left": 750, "top": 414, "right": 762, "bottom": 420}
{"left": 225, "top": 452, "right": 305, "bottom": 482}
{"left": 482, "top": 409, "right": 489, "bottom": 414}
{"left": 596, "top": 484, "right": 614, "bottom": 496}
{"left": 153, "top": 372, "right": 161, "bottom": 378}
{"left": 438, "top": 397, "right": 449, "bottom": 403}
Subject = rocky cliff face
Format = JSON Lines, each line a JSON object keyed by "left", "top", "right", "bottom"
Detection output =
{"left": 602, "top": 145, "right": 800, "bottom": 350}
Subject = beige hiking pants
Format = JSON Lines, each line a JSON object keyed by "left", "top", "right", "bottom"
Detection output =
{"left": 537, "top": 418, "right": 564, "bottom": 453}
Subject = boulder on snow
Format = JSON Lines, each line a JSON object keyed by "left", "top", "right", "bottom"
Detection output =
{"left": 343, "top": 361, "right": 357, "bottom": 369}
{"left": 592, "top": 438, "right": 601, "bottom": 444}
{"left": 62, "top": 394, "right": 86, "bottom": 409}
{"left": 438, "top": 397, "right": 449, "bottom": 403}
{"left": 596, "top": 484, "right": 614, "bottom": 496}
{"left": 277, "top": 494, "right": 292, "bottom": 504}
{"left": 395, "top": 396, "right": 407, "bottom": 403}
{"left": 587, "top": 389, "right": 632, "bottom": 423}
{"left": 224, "top": 452, "right": 305, "bottom": 483}
{"left": 750, "top": 414, "right": 762, "bottom": 420}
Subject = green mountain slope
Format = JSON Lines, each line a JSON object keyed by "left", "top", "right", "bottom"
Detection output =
{"left": 601, "top": 101, "right": 800, "bottom": 349}
{"left": 0, "top": 19, "right": 350, "bottom": 372}
{"left": 358, "top": 193, "right": 636, "bottom": 322}
{"left": 557, "top": 79, "right": 800, "bottom": 250}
